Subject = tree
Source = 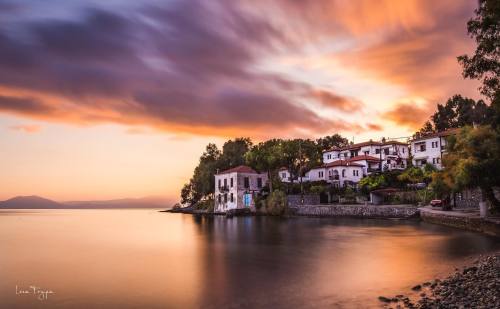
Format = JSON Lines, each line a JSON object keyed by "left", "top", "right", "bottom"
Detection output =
{"left": 245, "top": 139, "right": 283, "bottom": 192}
{"left": 458, "top": 0, "right": 500, "bottom": 100}
{"left": 443, "top": 126, "right": 500, "bottom": 213}
{"left": 282, "top": 139, "right": 320, "bottom": 182}
{"left": 219, "top": 138, "right": 252, "bottom": 168}
{"left": 316, "top": 134, "right": 349, "bottom": 152}
{"left": 418, "top": 95, "right": 490, "bottom": 133}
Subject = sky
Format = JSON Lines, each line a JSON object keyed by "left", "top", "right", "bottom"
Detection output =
{"left": 0, "top": 0, "right": 481, "bottom": 201}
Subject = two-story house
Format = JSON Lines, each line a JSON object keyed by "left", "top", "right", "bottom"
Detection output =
{"left": 323, "top": 140, "right": 409, "bottom": 173}
{"left": 307, "top": 160, "right": 364, "bottom": 187}
{"left": 410, "top": 129, "right": 459, "bottom": 169}
{"left": 214, "top": 165, "right": 268, "bottom": 213}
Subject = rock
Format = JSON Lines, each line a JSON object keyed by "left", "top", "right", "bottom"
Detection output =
{"left": 378, "top": 296, "right": 392, "bottom": 303}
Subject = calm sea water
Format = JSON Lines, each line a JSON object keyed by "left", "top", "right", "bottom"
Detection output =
{"left": 0, "top": 209, "right": 499, "bottom": 309}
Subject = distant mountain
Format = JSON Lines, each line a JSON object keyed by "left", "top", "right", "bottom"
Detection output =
{"left": 0, "top": 195, "right": 173, "bottom": 209}
{"left": 0, "top": 195, "right": 64, "bottom": 209}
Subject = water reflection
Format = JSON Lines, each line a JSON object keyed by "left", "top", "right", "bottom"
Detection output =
{"left": 0, "top": 210, "right": 498, "bottom": 308}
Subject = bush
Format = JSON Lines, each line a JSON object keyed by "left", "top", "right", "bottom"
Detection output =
{"left": 265, "top": 190, "right": 288, "bottom": 216}
{"left": 310, "top": 184, "right": 326, "bottom": 194}
{"left": 172, "top": 203, "right": 182, "bottom": 210}
{"left": 194, "top": 199, "right": 214, "bottom": 212}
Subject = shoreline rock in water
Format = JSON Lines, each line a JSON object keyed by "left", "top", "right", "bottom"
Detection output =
{"left": 379, "top": 252, "right": 500, "bottom": 308}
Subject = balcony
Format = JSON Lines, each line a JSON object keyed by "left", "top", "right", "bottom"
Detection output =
{"left": 328, "top": 175, "right": 340, "bottom": 180}
{"left": 218, "top": 186, "right": 229, "bottom": 192}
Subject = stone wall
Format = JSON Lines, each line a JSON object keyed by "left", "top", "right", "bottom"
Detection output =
{"left": 420, "top": 208, "right": 500, "bottom": 237}
{"left": 454, "top": 188, "right": 482, "bottom": 209}
{"left": 291, "top": 204, "right": 419, "bottom": 219}
{"left": 287, "top": 194, "right": 320, "bottom": 207}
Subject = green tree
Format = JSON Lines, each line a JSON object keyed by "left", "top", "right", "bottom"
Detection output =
{"left": 316, "top": 134, "right": 349, "bottom": 152}
{"left": 418, "top": 95, "right": 490, "bottom": 133}
{"left": 443, "top": 126, "right": 500, "bottom": 213}
{"left": 245, "top": 139, "right": 283, "bottom": 192}
{"left": 359, "top": 174, "right": 387, "bottom": 193}
{"left": 282, "top": 139, "right": 321, "bottom": 184}
{"left": 219, "top": 138, "right": 252, "bottom": 168}
{"left": 458, "top": 0, "right": 500, "bottom": 100}
{"left": 180, "top": 143, "right": 221, "bottom": 205}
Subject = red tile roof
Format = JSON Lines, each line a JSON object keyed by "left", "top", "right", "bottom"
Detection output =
{"left": 323, "top": 140, "right": 408, "bottom": 153}
{"left": 349, "top": 155, "right": 381, "bottom": 162}
{"left": 324, "top": 160, "right": 364, "bottom": 168}
{"left": 218, "top": 165, "right": 258, "bottom": 175}
{"left": 411, "top": 128, "right": 460, "bottom": 142}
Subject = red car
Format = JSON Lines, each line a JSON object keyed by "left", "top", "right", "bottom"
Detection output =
{"left": 430, "top": 199, "right": 443, "bottom": 207}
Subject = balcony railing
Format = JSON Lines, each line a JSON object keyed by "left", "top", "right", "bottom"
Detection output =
{"left": 328, "top": 175, "right": 339, "bottom": 180}
{"left": 218, "top": 186, "right": 229, "bottom": 192}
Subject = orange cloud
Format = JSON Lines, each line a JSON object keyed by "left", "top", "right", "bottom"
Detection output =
{"left": 310, "top": 89, "right": 363, "bottom": 112}
{"left": 385, "top": 101, "right": 433, "bottom": 129}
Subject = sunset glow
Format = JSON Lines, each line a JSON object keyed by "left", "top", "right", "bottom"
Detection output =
{"left": 0, "top": 0, "right": 481, "bottom": 201}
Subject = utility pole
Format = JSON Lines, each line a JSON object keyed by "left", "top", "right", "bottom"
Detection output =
{"left": 299, "top": 140, "right": 304, "bottom": 204}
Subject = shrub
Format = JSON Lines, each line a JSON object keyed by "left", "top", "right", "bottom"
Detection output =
{"left": 194, "top": 199, "right": 214, "bottom": 212}
{"left": 265, "top": 190, "right": 288, "bottom": 216}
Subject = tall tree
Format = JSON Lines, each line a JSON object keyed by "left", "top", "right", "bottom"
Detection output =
{"left": 245, "top": 139, "right": 283, "bottom": 192}
{"left": 282, "top": 139, "right": 321, "bottom": 185}
{"left": 315, "top": 134, "right": 349, "bottom": 152}
{"left": 219, "top": 138, "right": 252, "bottom": 169}
{"left": 443, "top": 126, "right": 500, "bottom": 213}
{"left": 458, "top": 0, "right": 500, "bottom": 101}
{"left": 432, "top": 95, "right": 489, "bottom": 131}
{"left": 181, "top": 143, "right": 221, "bottom": 205}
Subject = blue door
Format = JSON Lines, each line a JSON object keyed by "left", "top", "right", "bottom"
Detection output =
{"left": 243, "top": 193, "right": 252, "bottom": 207}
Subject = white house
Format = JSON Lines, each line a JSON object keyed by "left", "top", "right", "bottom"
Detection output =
{"left": 323, "top": 140, "right": 409, "bottom": 172}
{"left": 278, "top": 166, "right": 310, "bottom": 183}
{"left": 214, "top": 165, "right": 268, "bottom": 213}
{"left": 307, "top": 160, "right": 364, "bottom": 187}
{"left": 410, "top": 129, "right": 459, "bottom": 169}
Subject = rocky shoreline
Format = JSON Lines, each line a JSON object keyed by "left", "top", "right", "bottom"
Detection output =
{"left": 379, "top": 252, "right": 500, "bottom": 308}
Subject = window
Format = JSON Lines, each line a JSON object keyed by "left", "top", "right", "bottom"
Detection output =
{"left": 342, "top": 169, "right": 346, "bottom": 177}
{"left": 223, "top": 178, "right": 227, "bottom": 188}
{"left": 402, "top": 148, "right": 405, "bottom": 153}
{"left": 224, "top": 194, "right": 227, "bottom": 203}
{"left": 218, "top": 179, "right": 221, "bottom": 188}
{"left": 218, "top": 194, "right": 221, "bottom": 203}
{"left": 244, "top": 177, "right": 249, "bottom": 188}
{"left": 431, "top": 141, "right": 438, "bottom": 148}
{"left": 230, "top": 193, "right": 233, "bottom": 202}
{"left": 318, "top": 171, "right": 324, "bottom": 178}
{"left": 327, "top": 154, "right": 331, "bottom": 160}
{"left": 281, "top": 172, "right": 286, "bottom": 178}
{"left": 384, "top": 148, "right": 389, "bottom": 155}
{"left": 375, "top": 149, "right": 380, "bottom": 154}
{"left": 230, "top": 177, "right": 233, "bottom": 187}
{"left": 364, "top": 151, "right": 369, "bottom": 155}
{"left": 257, "top": 178, "right": 262, "bottom": 188}
{"left": 353, "top": 170, "right": 359, "bottom": 176}
{"left": 437, "top": 158, "right": 440, "bottom": 163}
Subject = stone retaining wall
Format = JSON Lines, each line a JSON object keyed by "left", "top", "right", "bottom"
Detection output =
{"left": 420, "top": 208, "right": 500, "bottom": 237}
{"left": 291, "top": 204, "right": 419, "bottom": 219}
{"left": 287, "top": 194, "right": 320, "bottom": 207}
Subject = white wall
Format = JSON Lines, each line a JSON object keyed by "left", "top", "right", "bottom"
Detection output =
{"left": 214, "top": 172, "right": 268, "bottom": 212}
{"left": 411, "top": 137, "right": 443, "bottom": 169}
